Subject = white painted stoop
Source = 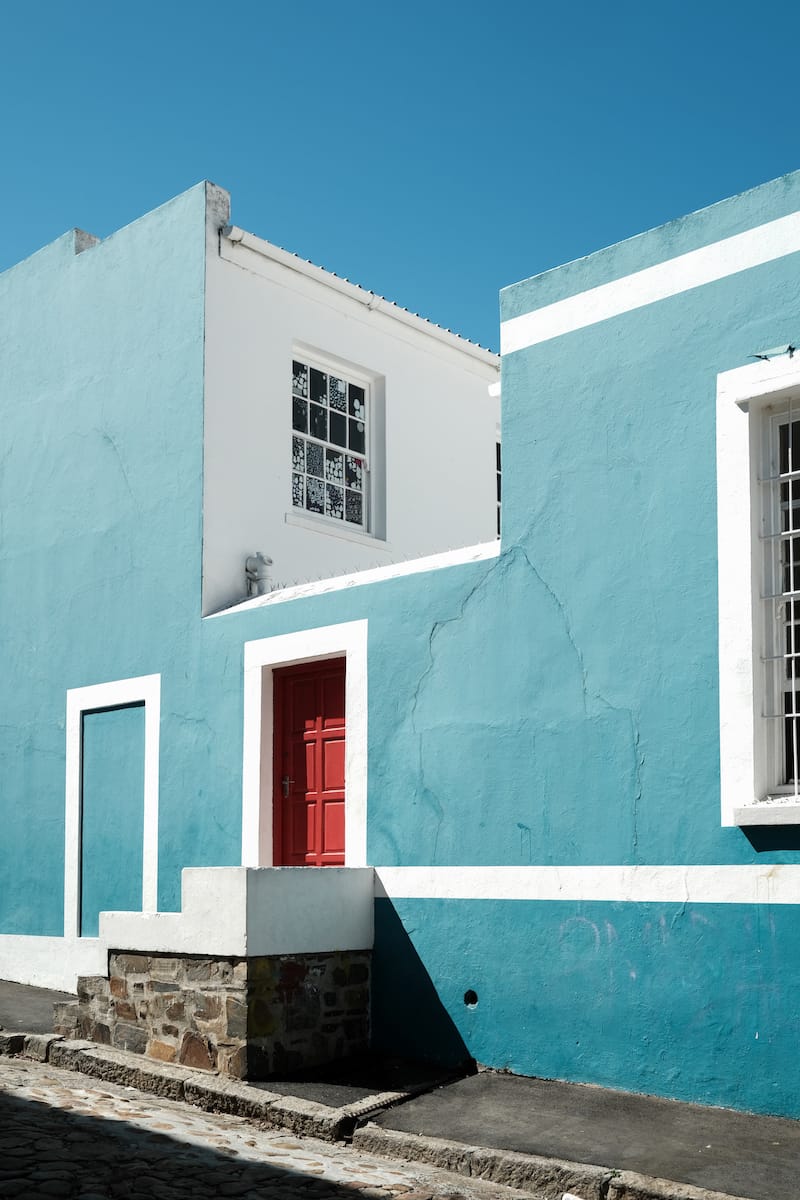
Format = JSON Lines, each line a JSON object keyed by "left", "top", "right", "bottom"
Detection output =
{"left": 99, "top": 866, "right": 376, "bottom": 958}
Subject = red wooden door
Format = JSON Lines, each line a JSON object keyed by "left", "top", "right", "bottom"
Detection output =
{"left": 273, "top": 659, "right": 346, "bottom": 866}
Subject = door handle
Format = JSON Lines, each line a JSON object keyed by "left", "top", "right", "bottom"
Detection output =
{"left": 282, "top": 776, "right": 295, "bottom": 798}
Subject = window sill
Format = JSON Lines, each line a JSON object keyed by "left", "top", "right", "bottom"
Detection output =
{"left": 734, "top": 802, "right": 800, "bottom": 827}
{"left": 285, "top": 510, "right": 391, "bottom": 551}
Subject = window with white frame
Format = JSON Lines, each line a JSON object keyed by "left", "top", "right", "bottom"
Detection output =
{"left": 759, "top": 403, "right": 800, "bottom": 797}
{"left": 291, "top": 358, "right": 369, "bottom": 530}
{"left": 496, "top": 440, "right": 502, "bottom": 538}
{"left": 717, "top": 356, "right": 800, "bottom": 826}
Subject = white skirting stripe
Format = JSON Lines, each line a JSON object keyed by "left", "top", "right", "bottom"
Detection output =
{"left": 374, "top": 864, "right": 800, "bottom": 905}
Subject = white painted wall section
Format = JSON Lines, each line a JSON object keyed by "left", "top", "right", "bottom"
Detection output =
{"left": 100, "top": 866, "right": 374, "bottom": 957}
{"left": 203, "top": 224, "right": 499, "bottom": 613}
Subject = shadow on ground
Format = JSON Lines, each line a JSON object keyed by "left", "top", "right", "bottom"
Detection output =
{"left": 0, "top": 1088, "right": 392, "bottom": 1200}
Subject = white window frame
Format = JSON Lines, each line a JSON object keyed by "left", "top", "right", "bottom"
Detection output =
{"left": 290, "top": 350, "right": 374, "bottom": 536}
{"left": 718, "top": 354, "right": 800, "bottom": 825}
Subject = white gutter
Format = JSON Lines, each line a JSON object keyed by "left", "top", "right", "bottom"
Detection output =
{"left": 223, "top": 226, "right": 499, "bottom": 370}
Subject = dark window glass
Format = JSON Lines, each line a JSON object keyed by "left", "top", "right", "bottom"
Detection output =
{"left": 310, "top": 368, "right": 327, "bottom": 405}
{"left": 329, "top": 411, "right": 347, "bottom": 447}
{"left": 292, "top": 397, "right": 307, "bottom": 433}
{"left": 349, "top": 419, "right": 366, "bottom": 454}
{"left": 310, "top": 404, "right": 327, "bottom": 441}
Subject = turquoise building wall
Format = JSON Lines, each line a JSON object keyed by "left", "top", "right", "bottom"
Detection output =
{"left": 4, "top": 173, "right": 800, "bottom": 1115}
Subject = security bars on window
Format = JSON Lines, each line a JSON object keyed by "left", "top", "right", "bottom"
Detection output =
{"left": 291, "top": 360, "right": 368, "bottom": 529}
{"left": 496, "top": 441, "right": 502, "bottom": 538}
{"left": 762, "top": 404, "right": 800, "bottom": 796}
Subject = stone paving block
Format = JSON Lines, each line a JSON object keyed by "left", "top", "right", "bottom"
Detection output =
{"left": 267, "top": 1094, "right": 351, "bottom": 1141}
{"left": 22, "top": 1034, "right": 62, "bottom": 1062}
{"left": 78, "top": 1046, "right": 187, "bottom": 1101}
{"left": 352, "top": 1125, "right": 613, "bottom": 1200}
{"left": 48, "top": 1040, "right": 97, "bottom": 1070}
{"left": 468, "top": 1146, "right": 609, "bottom": 1198}
{"left": 606, "top": 1172, "right": 751, "bottom": 1200}
{"left": 0, "top": 1033, "right": 25, "bottom": 1055}
{"left": 182, "top": 1075, "right": 280, "bottom": 1121}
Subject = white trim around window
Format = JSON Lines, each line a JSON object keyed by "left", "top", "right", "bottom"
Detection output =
{"left": 64, "top": 674, "right": 161, "bottom": 938}
{"left": 718, "top": 354, "right": 800, "bottom": 826}
{"left": 241, "top": 620, "right": 368, "bottom": 868}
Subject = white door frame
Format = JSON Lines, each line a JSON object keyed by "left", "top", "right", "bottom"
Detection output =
{"left": 241, "top": 620, "right": 368, "bottom": 867}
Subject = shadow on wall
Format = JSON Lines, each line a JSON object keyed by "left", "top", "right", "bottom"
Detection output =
{"left": 370, "top": 899, "right": 474, "bottom": 1070}
{"left": 743, "top": 827, "right": 800, "bottom": 852}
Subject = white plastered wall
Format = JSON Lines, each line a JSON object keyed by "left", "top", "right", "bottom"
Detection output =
{"left": 203, "top": 226, "right": 499, "bottom": 613}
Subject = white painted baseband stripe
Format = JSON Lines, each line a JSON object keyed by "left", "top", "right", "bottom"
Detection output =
{"left": 501, "top": 209, "right": 800, "bottom": 354}
{"left": 374, "top": 865, "right": 800, "bottom": 904}
{"left": 212, "top": 540, "right": 500, "bottom": 617}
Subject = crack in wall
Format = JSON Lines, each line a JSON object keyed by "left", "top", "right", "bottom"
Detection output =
{"left": 96, "top": 428, "right": 137, "bottom": 507}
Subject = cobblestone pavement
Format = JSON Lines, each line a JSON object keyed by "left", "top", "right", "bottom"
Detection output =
{"left": 0, "top": 1057, "right": 530, "bottom": 1200}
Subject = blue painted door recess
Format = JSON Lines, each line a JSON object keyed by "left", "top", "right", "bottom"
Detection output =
{"left": 80, "top": 703, "right": 145, "bottom": 937}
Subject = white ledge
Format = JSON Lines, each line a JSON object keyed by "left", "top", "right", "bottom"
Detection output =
{"left": 734, "top": 804, "right": 800, "bottom": 827}
{"left": 100, "top": 867, "right": 375, "bottom": 957}
{"left": 209, "top": 540, "right": 501, "bottom": 617}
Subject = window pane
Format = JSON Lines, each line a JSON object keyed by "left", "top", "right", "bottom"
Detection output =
{"left": 306, "top": 442, "right": 324, "bottom": 478}
{"left": 292, "top": 397, "right": 307, "bottom": 433}
{"left": 306, "top": 477, "right": 324, "bottom": 514}
{"left": 310, "top": 404, "right": 327, "bottom": 441}
{"left": 348, "top": 383, "right": 365, "bottom": 419}
{"left": 292, "top": 473, "right": 304, "bottom": 508}
{"left": 780, "top": 420, "right": 800, "bottom": 475}
{"left": 349, "top": 418, "right": 366, "bottom": 454}
{"left": 345, "top": 455, "right": 363, "bottom": 491}
{"left": 329, "top": 376, "right": 347, "bottom": 411}
{"left": 310, "top": 368, "right": 327, "bottom": 405}
{"left": 329, "top": 411, "right": 347, "bottom": 447}
{"left": 345, "top": 489, "right": 363, "bottom": 525}
{"left": 326, "top": 484, "right": 344, "bottom": 519}
{"left": 325, "top": 449, "right": 343, "bottom": 483}
{"left": 292, "top": 436, "right": 304, "bottom": 473}
{"left": 292, "top": 361, "right": 308, "bottom": 397}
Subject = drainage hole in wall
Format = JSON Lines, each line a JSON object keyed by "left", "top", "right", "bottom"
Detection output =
{"left": 463, "top": 989, "right": 478, "bottom": 1008}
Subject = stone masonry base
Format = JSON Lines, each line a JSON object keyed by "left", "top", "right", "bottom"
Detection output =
{"left": 53, "top": 949, "right": 370, "bottom": 1080}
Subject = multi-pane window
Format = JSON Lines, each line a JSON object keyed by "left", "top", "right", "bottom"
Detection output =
{"left": 291, "top": 359, "right": 368, "bottom": 530}
{"left": 761, "top": 406, "right": 800, "bottom": 794}
{"left": 496, "top": 441, "right": 502, "bottom": 538}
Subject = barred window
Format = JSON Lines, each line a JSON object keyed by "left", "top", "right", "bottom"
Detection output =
{"left": 761, "top": 405, "right": 800, "bottom": 796}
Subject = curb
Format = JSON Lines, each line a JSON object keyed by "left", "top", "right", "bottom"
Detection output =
{"left": 351, "top": 1124, "right": 755, "bottom": 1200}
{"left": 0, "top": 1033, "right": 375, "bottom": 1142}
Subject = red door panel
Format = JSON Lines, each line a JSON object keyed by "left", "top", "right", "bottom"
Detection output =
{"left": 273, "top": 658, "right": 346, "bottom": 866}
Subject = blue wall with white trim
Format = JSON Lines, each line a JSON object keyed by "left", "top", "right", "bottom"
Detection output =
{"left": 5, "top": 173, "right": 800, "bottom": 1114}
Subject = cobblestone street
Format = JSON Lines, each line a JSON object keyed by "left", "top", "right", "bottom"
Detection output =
{"left": 0, "top": 1057, "right": 527, "bottom": 1200}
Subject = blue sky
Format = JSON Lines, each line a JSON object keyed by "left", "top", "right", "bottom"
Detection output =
{"left": 1, "top": 0, "right": 798, "bottom": 351}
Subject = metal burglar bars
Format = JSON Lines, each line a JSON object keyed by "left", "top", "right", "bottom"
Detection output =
{"left": 761, "top": 402, "right": 800, "bottom": 796}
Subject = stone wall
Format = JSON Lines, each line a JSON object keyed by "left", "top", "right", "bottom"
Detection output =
{"left": 54, "top": 950, "right": 370, "bottom": 1080}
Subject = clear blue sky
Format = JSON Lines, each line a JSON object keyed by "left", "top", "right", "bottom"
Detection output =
{"left": 2, "top": 0, "right": 798, "bottom": 351}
